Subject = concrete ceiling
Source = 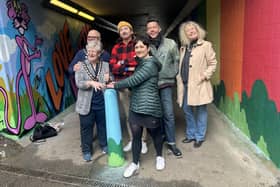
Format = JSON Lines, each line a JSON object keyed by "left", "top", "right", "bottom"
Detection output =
{"left": 71, "top": 0, "right": 196, "bottom": 34}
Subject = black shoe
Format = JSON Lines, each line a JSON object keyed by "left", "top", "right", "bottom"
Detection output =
{"left": 182, "top": 138, "right": 195, "bottom": 143}
{"left": 167, "top": 144, "right": 182, "bottom": 158}
{"left": 194, "top": 140, "right": 203, "bottom": 148}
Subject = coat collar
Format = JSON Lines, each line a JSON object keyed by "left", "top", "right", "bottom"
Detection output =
{"left": 180, "top": 39, "right": 205, "bottom": 52}
{"left": 196, "top": 38, "right": 204, "bottom": 46}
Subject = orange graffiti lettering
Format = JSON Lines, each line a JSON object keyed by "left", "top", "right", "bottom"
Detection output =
{"left": 46, "top": 21, "right": 73, "bottom": 111}
{"left": 52, "top": 49, "right": 64, "bottom": 87}
{"left": 46, "top": 70, "right": 62, "bottom": 110}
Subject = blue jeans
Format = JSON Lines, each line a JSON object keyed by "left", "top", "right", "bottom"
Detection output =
{"left": 182, "top": 89, "right": 208, "bottom": 141}
{"left": 160, "top": 87, "right": 176, "bottom": 144}
{"left": 79, "top": 108, "right": 107, "bottom": 154}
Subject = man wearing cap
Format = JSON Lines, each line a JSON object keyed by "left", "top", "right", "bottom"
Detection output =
{"left": 110, "top": 21, "right": 148, "bottom": 154}
{"left": 146, "top": 18, "right": 182, "bottom": 158}
{"left": 68, "top": 29, "right": 110, "bottom": 75}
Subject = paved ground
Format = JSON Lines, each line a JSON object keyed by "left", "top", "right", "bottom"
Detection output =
{"left": 0, "top": 104, "right": 280, "bottom": 187}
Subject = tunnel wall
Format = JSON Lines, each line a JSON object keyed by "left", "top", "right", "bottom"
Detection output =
{"left": 0, "top": 0, "right": 91, "bottom": 138}
{"left": 206, "top": 0, "right": 220, "bottom": 85}
{"left": 206, "top": 0, "right": 280, "bottom": 167}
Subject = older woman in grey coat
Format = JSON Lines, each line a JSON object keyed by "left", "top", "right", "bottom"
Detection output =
{"left": 75, "top": 40, "right": 110, "bottom": 161}
{"left": 177, "top": 21, "right": 217, "bottom": 148}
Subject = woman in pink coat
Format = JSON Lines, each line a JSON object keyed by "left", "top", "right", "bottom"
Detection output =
{"left": 176, "top": 21, "right": 217, "bottom": 148}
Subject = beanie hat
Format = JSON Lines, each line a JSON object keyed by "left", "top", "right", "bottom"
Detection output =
{"left": 117, "top": 21, "right": 133, "bottom": 32}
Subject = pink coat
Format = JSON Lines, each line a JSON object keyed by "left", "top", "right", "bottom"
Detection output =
{"left": 176, "top": 39, "right": 217, "bottom": 107}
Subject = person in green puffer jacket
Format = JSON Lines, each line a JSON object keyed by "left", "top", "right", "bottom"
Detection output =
{"left": 107, "top": 36, "right": 165, "bottom": 178}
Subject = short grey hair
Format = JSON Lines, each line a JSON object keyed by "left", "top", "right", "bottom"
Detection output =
{"left": 86, "top": 40, "right": 103, "bottom": 52}
{"left": 179, "top": 21, "right": 206, "bottom": 46}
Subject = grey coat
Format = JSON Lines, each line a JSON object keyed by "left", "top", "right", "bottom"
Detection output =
{"left": 150, "top": 38, "right": 179, "bottom": 86}
{"left": 75, "top": 60, "right": 110, "bottom": 115}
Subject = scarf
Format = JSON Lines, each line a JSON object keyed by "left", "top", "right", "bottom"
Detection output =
{"left": 148, "top": 33, "right": 162, "bottom": 49}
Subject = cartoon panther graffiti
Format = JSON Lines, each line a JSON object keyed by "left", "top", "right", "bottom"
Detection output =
{"left": 0, "top": 0, "right": 47, "bottom": 135}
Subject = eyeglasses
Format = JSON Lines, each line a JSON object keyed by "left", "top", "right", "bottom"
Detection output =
{"left": 87, "top": 49, "right": 98, "bottom": 54}
{"left": 87, "top": 36, "right": 100, "bottom": 40}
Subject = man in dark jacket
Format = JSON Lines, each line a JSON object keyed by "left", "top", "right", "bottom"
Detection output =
{"left": 146, "top": 18, "right": 182, "bottom": 158}
{"left": 68, "top": 29, "right": 110, "bottom": 75}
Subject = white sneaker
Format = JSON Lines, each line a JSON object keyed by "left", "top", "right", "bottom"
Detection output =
{"left": 141, "top": 141, "right": 148, "bottom": 154}
{"left": 156, "top": 156, "right": 165, "bottom": 171}
{"left": 123, "top": 141, "right": 132, "bottom": 152}
{"left": 123, "top": 162, "right": 139, "bottom": 178}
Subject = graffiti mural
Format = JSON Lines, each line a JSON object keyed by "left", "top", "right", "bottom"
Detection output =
{"left": 0, "top": 0, "right": 89, "bottom": 137}
{"left": 0, "top": 0, "right": 47, "bottom": 135}
{"left": 207, "top": 0, "right": 280, "bottom": 168}
{"left": 46, "top": 21, "right": 74, "bottom": 111}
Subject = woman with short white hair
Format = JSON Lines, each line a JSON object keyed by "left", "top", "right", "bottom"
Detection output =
{"left": 75, "top": 40, "right": 111, "bottom": 161}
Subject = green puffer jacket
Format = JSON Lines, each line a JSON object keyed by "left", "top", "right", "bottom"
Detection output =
{"left": 114, "top": 56, "right": 162, "bottom": 118}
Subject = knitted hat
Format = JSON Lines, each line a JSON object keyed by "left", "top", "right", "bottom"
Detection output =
{"left": 117, "top": 21, "right": 133, "bottom": 32}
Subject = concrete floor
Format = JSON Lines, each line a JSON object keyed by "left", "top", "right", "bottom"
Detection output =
{"left": 0, "top": 104, "right": 279, "bottom": 187}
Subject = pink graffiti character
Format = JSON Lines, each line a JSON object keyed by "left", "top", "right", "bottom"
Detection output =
{"left": 0, "top": 0, "right": 47, "bottom": 134}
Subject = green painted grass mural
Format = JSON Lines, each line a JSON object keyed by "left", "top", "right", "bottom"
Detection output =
{"left": 214, "top": 80, "right": 280, "bottom": 167}
{"left": 214, "top": 81, "right": 250, "bottom": 137}
{"left": 107, "top": 138, "right": 125, "bottom": 167}
{"left": 0, "top": 86, "right": 49, "bottom": 139}
{"left": 241, "top": 80, "right": 280, "bottom": 167}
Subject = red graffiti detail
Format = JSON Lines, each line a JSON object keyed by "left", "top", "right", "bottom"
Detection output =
{"left": 77, "top": 24, "right": 91, "bottom": 50}
{"left": 46, "top": 21, "right": 74, "bottom": 111}
{"left": 46, "top": 70, "right": 63, "bottom": 110}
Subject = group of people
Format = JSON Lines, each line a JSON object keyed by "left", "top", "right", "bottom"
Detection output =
{"left": 68, "top": 18, "right": 217, "bottom": 178}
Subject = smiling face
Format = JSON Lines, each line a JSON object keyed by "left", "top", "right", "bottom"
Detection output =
{"left": 86, "top": 40, "right": 102, "bottom": 63}
{"left": 184, "top": 24, "right": 198, "bottom": 41}
{"left": 87, "top": 30, "right": 101, "bottom": 43}
{"left": 87, "top": 49, "right": 100, "bottom": 63}
{"left": 135, "top": 40, "right": 150, "bottom": 59}
{"left": 146, "top": 21, "right": 161, "bottom": 39}
{"left": 13, "top": 17, "right": 27, "bottom": 35}
{"left": 119, "top": 26, "right": 133, "bottom": 40}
